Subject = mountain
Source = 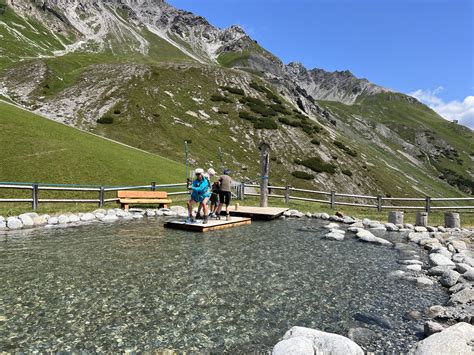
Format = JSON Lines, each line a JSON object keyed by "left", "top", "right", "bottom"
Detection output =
{"left": 0, "top": 0, "right": 473, "bottom": 197}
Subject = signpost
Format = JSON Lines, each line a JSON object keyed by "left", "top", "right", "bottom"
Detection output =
{"left": 259, "top": 141, "right": 270, "bottom": 207}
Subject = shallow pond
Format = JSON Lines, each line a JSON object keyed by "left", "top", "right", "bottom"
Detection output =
{"left": 0, "top": 218, "right": 447, "bottom": 352}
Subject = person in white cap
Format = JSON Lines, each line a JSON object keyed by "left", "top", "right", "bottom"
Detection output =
{"left": 187, "top": 168, "right": 211, "bottom": 223}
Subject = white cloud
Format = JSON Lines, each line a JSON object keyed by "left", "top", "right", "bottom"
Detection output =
{"left": 408, "top": 87, "right": 474, "bottom": 129}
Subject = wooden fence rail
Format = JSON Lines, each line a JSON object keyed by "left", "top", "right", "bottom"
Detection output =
{"left": 0, "top": 182, "right": 188, "bottom": 210}
{"left": 240, "top": 183, "right": 474, "bottom": 212}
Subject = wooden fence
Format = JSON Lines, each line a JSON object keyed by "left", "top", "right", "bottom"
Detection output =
{"left": 239, "top": 183, "right": 474, "bottom": 212}
{"left": 0, "top": 182, "right": 188, "bottom": 210}
{"left": 0, "top": 181, "right": 473, "bottom": 212}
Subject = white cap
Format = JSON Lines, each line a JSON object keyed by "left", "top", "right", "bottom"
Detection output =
{"left": 207, "top": 168, "right": 216, "bottom": 176}
{"left": 194, "top": 168, "right": 204, "bottom": 175}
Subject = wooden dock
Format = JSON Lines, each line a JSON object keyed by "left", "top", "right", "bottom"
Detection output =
{"left": 229, "top": 206, "right": 289, "bottom": 220}
{"left": 164, "top": 216, "right": 251, "bottom": 232}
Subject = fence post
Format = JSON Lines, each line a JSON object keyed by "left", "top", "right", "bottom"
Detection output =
{"left": 425, "top": 196, "right": 431, "bottom": 213}
{"left": 377, "top": 195, "right": 383, "bottom": 212}
{"left": 330, "top": 191, "right": 336, "bottom": 209}
{"left": 151, "top": 182, "right": 156, "bottom": 191}
{"left": 99, "top": 186, "right": 105, "bottom": 208}
{"left": 284, "top": 185, "right": 290, "bottom": 204}
{"left": 241, "top": 182, "right": 245, "bottom": 200}
{"left": 32, "top": 183, "right": 39, "bottom": 211}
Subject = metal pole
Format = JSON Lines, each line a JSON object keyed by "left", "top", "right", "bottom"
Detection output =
{"left": 377, "top": 195, "right": 382, "bottom": 212}
{"left": 240, "top": 182, "right": 245, "bottom": 200}
{"left": 151, "top": 182, "right": 156, "bottom": 191}
{"left": 99, "top": 186, "right": 105, "bottom": 207}
{"left": 185, "top": 141, "right": 189, "bottom": 180}
{"left": 32, "top": 183, "right": 39, "bottom": 211}
{"left": 259, "top": 142, "right": 270, "bottom": 208}
{"left": 218, "top": 146, "right": 225, "bottom": 173}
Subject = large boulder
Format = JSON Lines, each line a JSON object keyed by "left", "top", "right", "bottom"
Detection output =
{"left": 57, "top": 215, "right": 70, "bottom": 224}
{"left": 102, "top": 214, "right": 119, "bottom": 223}
{"left": 273, "top": 326, "right": 363, "bottom": 355}
{"left": 429, "top": 254, "right": 454, "bottom": 267}
{"left": 356, "top": 230, "right": 392, "bottom": 246}
{"left": 80, "top": 213, "right": 96, "bottom": 222}
{"left": 272, "top": 336, "right": 314, "bottom": 355}
{"left": 33, "top": 215, "right": 48, "bottom": 225}
{"left": 439, "top": 270, "right": 460, "bottom": 287}
{"left": 7, "top": 217, "right": 22, "bottom": 230}
{"left": 18, "top": 214, "right": 34, "bottom": 227}
{"left": 447, "top": 288, "right": 474, "bottom": 306}
{"left": 411, "top": 322, "right": 474, "bottom": 355}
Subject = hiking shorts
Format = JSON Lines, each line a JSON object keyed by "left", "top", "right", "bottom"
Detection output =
{"left": 219, "top": 191, "right": 231, "bottom": 206}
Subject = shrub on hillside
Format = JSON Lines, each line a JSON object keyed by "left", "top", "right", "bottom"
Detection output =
{"left": 113, "top": 109, "right": 121, "bottom": 115}
{"left": 334, "top": 140, "right": 358, "bottom": 157}
{"left": 342, "top": 169, "right": 353, "bottom": 177}
{"left": 292, "top": 171, "right": 315, "bottom": 180}
{"left": 217, "top": 109, "right": 229, "bottom": 114}
{"left": 239, "top": 111, "right": 256, "bottom": 122}
{"left": 299, "top": 157, "right": 336, "bottom": 174}
{"left": 249, "top": 81, "right": 266, "bottom": 93}
{"left": 311, "top": 138, "right": 320, "bottom": 145}
{"left": 278, "top": 117, "right": 301, "bottom": 127}
{"left": 97, "top": 115, "right": 114, "bottom": 124}
{"left": 254, "top": 118, "right": 278, "bottom": 130}
{"left": 221, "top": 86, "right": 245, "bottom": 95}
{"left": 211, "top": 94, "right": 233, "bottom": 103}
{"left": 248, "top": 103, "right": 277, "bottom": 117}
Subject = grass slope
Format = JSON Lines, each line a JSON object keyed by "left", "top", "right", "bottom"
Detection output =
{"left": 0, "top": 101, "right": 185, "bottom": 185}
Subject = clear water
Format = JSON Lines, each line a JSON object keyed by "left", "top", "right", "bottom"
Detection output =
{"left": 0, "top": 218, "right": 447, "bottom": 353}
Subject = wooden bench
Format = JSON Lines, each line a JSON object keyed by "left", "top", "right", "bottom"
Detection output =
{"left": 117, "top": 191, "right": 172, "bottom": 211}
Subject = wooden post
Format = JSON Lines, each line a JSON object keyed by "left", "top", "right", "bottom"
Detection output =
{"left": 444, "top": 212, "right": 460, "bottom": 228}
{"left": 99, "top": 186, "right": 105, "bottom": 208}
{"left": 240, "top": 182, "right": 245, "bottom": 200}
{"left": 425, "top": 196, "right": 431, "bottom": 213}
{"left": 330, "top": 191, "right": 336, "bottom": 209}
{"left": 377, "top": 195, "right": 383, "bottom": 212}
{"left": 284, "top": 185, "right": 290, "bottom": 204}
{"left": 388, "top": 211, "right": 404, "bottom": 225}
{"left": 416, "top": 211, "right": 428, "bottom": 227}
{"left": 32, "top": 183, "right": 39, "bottom": 211}
{"left": 151, "top": 182, "right": 156, "bottom": 191}
{"left": 259, "top": 142, "right": 270, "bottom": 208}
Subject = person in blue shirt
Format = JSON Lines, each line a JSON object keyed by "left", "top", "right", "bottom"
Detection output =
{"left": 187, "top": 168, "right": 211, "bottom": 224}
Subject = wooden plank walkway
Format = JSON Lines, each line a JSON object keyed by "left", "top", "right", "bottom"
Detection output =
{"left": 164, "top": 216, "right": 251, "bottom": 233}
{"left": 229, "top": 206, "right": 289, "bottom": 220}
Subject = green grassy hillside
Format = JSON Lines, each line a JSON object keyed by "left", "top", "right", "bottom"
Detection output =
{"left": 0, "top": 101, "right": 185, "bottom": 185}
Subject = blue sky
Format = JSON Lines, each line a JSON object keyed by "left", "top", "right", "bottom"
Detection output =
{"left": 168, "top": 0, "right": 474, "bottom": 127}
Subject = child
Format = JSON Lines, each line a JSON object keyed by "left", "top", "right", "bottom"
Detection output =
{"left": 209, "top": 181, "right": 220, "bottom": 218}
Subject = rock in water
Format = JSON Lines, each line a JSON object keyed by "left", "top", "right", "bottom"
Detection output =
{"left": 439, "top": 270, "right": 460, "bottom": 287}
{"left": 354, "top": 312, "right": 393, "bottom": 329}
{"left": 7, "top": 217, "right": 22, "bottom": 230}
{"left": 424, "top": 321, "right": 445, "bottom": 337}
{"left": 447, "top": 288, "right": 474, "bottom": 306}
{"left": 428, "top": 254, "right": 454, "bottom": 267}
{"left": 274, "top": 326, "right": 363, "bottom": 355}
{"left": 18, "top": 214, "right": 34, "bottom": 227}
{"left": 411, "top": 322, "right": 474, "bottom": 355}
{"left": 347, "top": 327, "right": 377, "bottom": 345}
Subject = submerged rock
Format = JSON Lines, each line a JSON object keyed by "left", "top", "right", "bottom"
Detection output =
{"left": 273, "top": 326, "right": 364, "bottom": 355}
{"left": 354, "top": 312, "right": 393, "bottom": 329}
{"left": 347, "top": 327, "right": 377, "bottom": 345}
{"left": 427, "top": 265, "right": 455, "bottom": 276}
{"left": 411, "top": 322, "right": 474, "bottom": 355}
{"left": 447, "top": 288, "right": 474, "bottom": 306}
